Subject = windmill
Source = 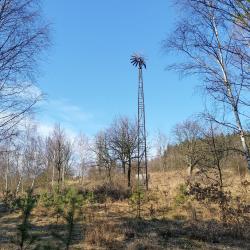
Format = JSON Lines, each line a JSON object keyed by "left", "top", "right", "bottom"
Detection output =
{"left": 130, "top": 53, "right": 148, "bottom": 190}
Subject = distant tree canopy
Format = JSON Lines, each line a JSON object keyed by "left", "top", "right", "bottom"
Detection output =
{"left": 153, "top": 117, "right": 248, "bottom": 187}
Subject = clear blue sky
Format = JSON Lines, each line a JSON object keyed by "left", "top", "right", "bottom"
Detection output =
{"left": 37, "top": 0, "right": 203, "bottom": 139}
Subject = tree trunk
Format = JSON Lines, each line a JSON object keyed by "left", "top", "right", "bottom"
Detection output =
{"left": 31, "top": 178, "right": 35, "bottom": 190}
{"left": 107, "top": 166, "right": 112, "bottom": 184}
{"left": 81, "top": 164, "right": 84, "bottom": 184}
{"left": 52, "top": 164, "right": 55, "bottom": 188}
{"left": 122, "top": 161, "right": 126, "bottom": 175}
{"left": 58, "top": 167, "right": 61, "bottom": 192}
{"left": 128, "top": 158, "right": 132, "bottom": 187}
{"left": 5, "top": 153, "right": 10, "bottom": 193}
{"left": 15, "top": 176, "right": 22, "bottom": 196}
{"left": 62, "top": 164, "right": 65, "bottom": 188}
{"left": 81, "top": 169, "right": 84, "bottom": 185}
{"left": 5, "top": 166, "right": 8, "bottom": 194}
{"left": 212, "top": 17, "right": 250, "bottom": 171}
{"left": 188, "top": 165, "right": 193, "bottom": 176}
{"left": 187, "top": 157, "right": 193, "bottom": 176}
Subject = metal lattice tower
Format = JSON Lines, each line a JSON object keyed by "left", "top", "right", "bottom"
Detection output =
{"left": 130, "top": 54, "right": 148, "bottom": 190}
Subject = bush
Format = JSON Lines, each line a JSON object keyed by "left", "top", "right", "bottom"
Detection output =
{"left": 2, "top": 190, "right": 19, "bottom": 212}
{"left": 60, "top": 188, "right": 84, "bottom": 250}
{"left": 77, "top": 189, "right": 95, "bottom": 204}
{"left": 39, "top": 191, "right": 55, "bottom": 208}
{"left": 44, "top": 188, "right": 85, "bottom": 250}
{"left": 187, "top": 182, "right": 250, "bottom": 238}
{"left": 40, "top": 188, "right": 84, "bottom": 221}
{"left": 129, "top": 187, "right": 146, "bottom": 218}
{"left": 88, "top": 183, "right": 131, "bottom": 203}
{"left": 174, "top": 184, "right": 188, "bottom": 206}
{"left": 16, "top": 189, "right": 38, "bottom": 250}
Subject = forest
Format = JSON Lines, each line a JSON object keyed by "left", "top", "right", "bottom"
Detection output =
{"left": 0, "top": 0, "right": 250, "bottom": 249}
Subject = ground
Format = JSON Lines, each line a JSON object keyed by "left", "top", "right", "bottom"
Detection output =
{"left": 0, "top": 170, "right": 249, "bottom": 250}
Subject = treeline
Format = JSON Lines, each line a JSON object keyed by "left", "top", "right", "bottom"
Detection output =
{"left": 0, "top": 114, "right": 143, "bottom": 196}
{"left": 0, "top": 123, "right": 87, "bottom": 195}
{"left": 0, "top": 116, "right": 140, "bottom": 196}
{"left": 152, "top": 117, "right": 249, "bottom": 188}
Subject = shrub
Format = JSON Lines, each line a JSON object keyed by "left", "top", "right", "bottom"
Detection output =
{"left": 39, "top": 191, "right": 55, "bottom": 208}
{"left": 85, "top": 221, "right": 123, "bottom": 249}
{"left": 77, "top": 189, "right": 95, "bottom": 205}
{"left": 16, "top": 189, "right": 38, "bottom": 250}
{"left": 50, "top": 188, "right": 84, "bottom": 250}
{"left": 2, "top": 190, "right": 19, "bottom": 212}
{"left": 34, "top": 242, "right": 60, "bottom": 250}
{"left": 129, "top": 187, "right": 146, "bottom": 218}
{"left": 174, "top": 184, "right": 188, "bottom": 206}
{"left": 89, "top": 183, "right": 131, "bottom": 203}
{"left": 187, "top": 182, "right": 250, "bottom": 238}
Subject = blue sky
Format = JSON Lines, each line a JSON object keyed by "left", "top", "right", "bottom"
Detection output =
{"left": 36, "top": 0, "right": 203, "bottom": 139}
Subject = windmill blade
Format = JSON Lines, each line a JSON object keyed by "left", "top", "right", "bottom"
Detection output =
{"left": 130, "top": 53, "right": 146, "bottom": 69}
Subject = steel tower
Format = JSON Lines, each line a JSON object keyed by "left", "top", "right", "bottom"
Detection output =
{"left": 130, "top": 54, "right": 148, "bottom": 190}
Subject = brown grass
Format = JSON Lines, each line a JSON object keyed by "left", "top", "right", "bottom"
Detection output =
{"left": 0, "top": 169, "right": 249, "bottom": 249}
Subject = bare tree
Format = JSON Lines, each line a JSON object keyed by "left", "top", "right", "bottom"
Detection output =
{"left": 193, "top": 0, "right": 250, "bottom": 38}
{"left": 0, "top": 138, "right": 13, "bottom": 194}
{"left": 155, "top": 130, "right": 168, "bottom": 171}
{"left": 198, "top": 118, "right": 230, "bottom": 189}
{"left": 165, "top": 0, "right": 250, "bottom": 171}
{"left": 76, "top": 133, "right": 91, "bottom": 184}
{"left": 21, "top": 122, "right": 45, "bottom": 190}
{"left": 0, "top": 136, "right": 22, "bottom": 195}
{"left": 94, "top": 131, "right": 116, "bottom": 184}
{"left": 46, "top": 125, "right": 72, "bottom": 191}
{"left": 173, "top": 119, "right": 203, "bottom": 176}
{"left": 0, "top": 0, "right": 49, "bottom": 142}
{"left": 108, "top": 117, "right": 138, "bottom": 187}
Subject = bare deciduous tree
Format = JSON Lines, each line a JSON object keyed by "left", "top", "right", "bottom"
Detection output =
{"left": 108, "top": 117, "right": 137, "bottom": 187}
{"left": 94, "top": 131, "right": 116, "bottom": 184}
{"left": 193, "top": 0, "right": 250, "bottom": 38}
{"left": 198, "top": 118, "right": 230, "bottom": 189}
{"left": 76, "top": 133, "right": 91, "bottom": 184}
{"left": 46, "top": 125, "right": 72, "bottom": 191}
{"left": 0, "top": 0, "right": 49, "bottom": 142}
{"left": 155, "top": 130, "right": 168, "bottom": 171}
{"left": 21, "top": 123, "right": 45, "bottom": 190}
{"left": 173, "top": 119, "right": 203, "bottom": 176}
{"left": 165, "top": 0, "right": 250, "bottom": 171}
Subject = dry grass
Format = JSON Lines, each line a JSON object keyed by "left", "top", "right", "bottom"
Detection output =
{"left": 0, "top": 169, "right": 249, "bottom": 249}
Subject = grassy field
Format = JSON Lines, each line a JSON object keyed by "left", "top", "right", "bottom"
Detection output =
{"left": 0, "top": 170, "right": 249, "bottom": 250}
